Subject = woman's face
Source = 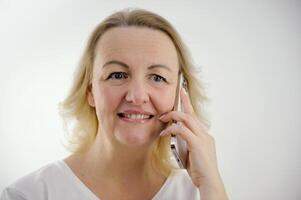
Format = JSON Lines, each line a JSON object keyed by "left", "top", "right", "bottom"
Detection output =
{"left": 88, "top": 26, "right": 179, "bottom": 146}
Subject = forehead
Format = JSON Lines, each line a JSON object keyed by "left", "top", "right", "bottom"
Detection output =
{"left": 94, "top": 26, "right": 179, "bottom": 71}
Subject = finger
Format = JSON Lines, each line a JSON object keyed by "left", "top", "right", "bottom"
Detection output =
{"left": 160, "top": 123, "right": 197, "bottom": 149}
{"left": 180, "top": 88, "right": 210, "bottom": 134}
{"left": 159, "top": 111, "right": 205, "bottom": 137}
{"left": 180, "top": 88, "right": 194, "bottom": 115}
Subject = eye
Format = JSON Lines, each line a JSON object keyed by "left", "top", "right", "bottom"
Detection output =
{"left": 150, "top": 74, "right": 167, "bottom": 83}
{"left": 106, "top": 72, "right": 128, "bottom": 80}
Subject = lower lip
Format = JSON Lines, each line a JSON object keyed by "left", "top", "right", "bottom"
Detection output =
{"left": 118, "top": 116, "right": 153, "bottom": 124}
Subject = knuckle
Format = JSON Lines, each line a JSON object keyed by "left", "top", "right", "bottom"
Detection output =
{"left": 171, "top": 123, "right": 178, "bottom": 130}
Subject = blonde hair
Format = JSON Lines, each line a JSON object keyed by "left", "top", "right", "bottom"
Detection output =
{"left": 59, "top": 8, "right": 209, "bottom": 177}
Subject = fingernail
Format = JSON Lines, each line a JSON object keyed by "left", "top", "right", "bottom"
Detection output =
{"left": 176, "top": 122, "right": 182, "bottom": 127}
{"left": 159, "top": 115, "right": 165, "bottom": 120}
{"left": 159, "top": 130, "right": 166, "bottom": 136}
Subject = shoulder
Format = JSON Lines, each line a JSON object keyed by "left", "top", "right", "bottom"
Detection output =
{"left": 1, "top": 161, "right": 66, "bottom": 200}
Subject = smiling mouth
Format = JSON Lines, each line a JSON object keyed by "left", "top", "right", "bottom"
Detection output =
{"left": 117, "top": 113, "right": 154, "bottom": 120}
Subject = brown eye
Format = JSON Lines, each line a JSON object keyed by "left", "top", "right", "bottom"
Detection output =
{"left": 107, "top": 72, "right": 128, "bottom": 80}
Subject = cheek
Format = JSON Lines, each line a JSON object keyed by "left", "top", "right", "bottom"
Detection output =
{"left": 99, "top": 87, "right": 122, "bottom": 112}
{"left": 93, "top": 86, "right": 123, "bottom": 120}
{"left": 152, "top": 88, "right": 176, "bottom": 114}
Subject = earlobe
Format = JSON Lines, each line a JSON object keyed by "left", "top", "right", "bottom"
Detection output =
{"left": 87, "top": 84, "right": 95, "bottom": 107}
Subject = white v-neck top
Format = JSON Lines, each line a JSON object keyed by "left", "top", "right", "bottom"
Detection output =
{"left": 1, "top": 161, "right": 201, "bottom": 200}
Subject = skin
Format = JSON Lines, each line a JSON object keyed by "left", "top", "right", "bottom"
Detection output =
{"left": 160, "top": 89, "right": 228, "bottom": 199}
{"left": 89, "top": 27, "right": 179, "bottom": 148}
{"left": 65, "top": 26, "right": 228, "bottom": 200}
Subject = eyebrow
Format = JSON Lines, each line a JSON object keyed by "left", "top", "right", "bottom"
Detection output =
{"left": 102, "top": 60, "right": 173, "bottom": 72}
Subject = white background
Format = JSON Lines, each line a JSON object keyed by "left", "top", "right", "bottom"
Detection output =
{"left": 0, "top": 0, "right": 300, "bottom": 199}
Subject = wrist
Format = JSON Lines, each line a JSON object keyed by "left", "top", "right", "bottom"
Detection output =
{"left": 198, "top": 185, "right": 228, "bottom": 200}
{"left": 198, "top": 175, "right": 228, "bottom": 200}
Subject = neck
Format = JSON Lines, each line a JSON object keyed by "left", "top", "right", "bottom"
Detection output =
{"left": 71, "top": 130, "right": 162, "bottom": 184}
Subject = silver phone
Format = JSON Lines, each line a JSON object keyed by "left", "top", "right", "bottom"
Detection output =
{"left": 170, "top": 73, "right": 188, "bottom": 169}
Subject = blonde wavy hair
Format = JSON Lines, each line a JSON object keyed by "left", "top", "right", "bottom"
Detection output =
{"left": 59, "top": 8, "right": 209, "bottom": 177}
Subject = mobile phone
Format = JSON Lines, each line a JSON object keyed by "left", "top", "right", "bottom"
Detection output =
{"left": 170, "top": 73, "right": 188, "bottom": 169}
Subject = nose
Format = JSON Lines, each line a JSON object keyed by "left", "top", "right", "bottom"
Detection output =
{"left": 125, "top": 79, "right": 150, "bottom": 105}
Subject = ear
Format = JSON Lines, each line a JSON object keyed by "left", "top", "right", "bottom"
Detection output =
{"left": 87, "top": 84, "right": 95, "bottom": 107}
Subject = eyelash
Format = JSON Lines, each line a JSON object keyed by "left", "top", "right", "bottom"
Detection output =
{"left": 107, "top": 72, "right": 128, "bottom": 80}
{"left": 106, "top": 72, "right": 167, "bottom": 83}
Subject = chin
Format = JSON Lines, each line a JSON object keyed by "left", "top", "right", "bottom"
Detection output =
{"left": 115, "top": 131, "right": 155, "bottom": 146}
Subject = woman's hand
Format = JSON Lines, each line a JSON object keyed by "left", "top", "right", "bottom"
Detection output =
{"left": 159, "top": 88, "right": 228, "bottom": 199}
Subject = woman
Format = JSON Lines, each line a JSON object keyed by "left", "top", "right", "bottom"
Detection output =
{"left": 1, "top": 8, "right": 228, "bottom": 200}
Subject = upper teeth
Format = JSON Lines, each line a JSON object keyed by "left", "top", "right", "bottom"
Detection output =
{"left": 125, "top": 114, "right": 150, "bottom": 119}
